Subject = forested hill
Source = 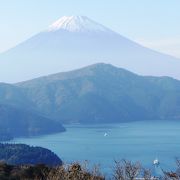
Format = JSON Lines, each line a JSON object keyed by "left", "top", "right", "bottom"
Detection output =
{"left": 17, "top": 63, "right": 180, "bottom": 123}
{"left": 0, "top": 104, "right": 65, "bottom": 141}
{"left": 1, "top": 63, "right": 180, "bottom": 125}
{"left": 0, "top": 143, "right": 62, "bottom": 166}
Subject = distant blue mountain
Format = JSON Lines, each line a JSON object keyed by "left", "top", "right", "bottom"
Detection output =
{"left": 1, "top": 63, "right": 180, "bottom": 128}
{"left": 12, "top": 63, "right": 180, "bottom": 123}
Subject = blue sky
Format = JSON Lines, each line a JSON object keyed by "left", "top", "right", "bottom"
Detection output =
{"left": 0, "top": 0, "right": 180, "bottom": 57}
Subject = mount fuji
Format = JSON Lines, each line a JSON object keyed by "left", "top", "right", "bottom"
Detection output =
{"left": 0, "top": 15, "right": 180, "bottom": 83}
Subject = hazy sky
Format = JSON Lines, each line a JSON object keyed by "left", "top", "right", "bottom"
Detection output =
{"left": 0, "top": 0, "right": 180, "bottom": 57}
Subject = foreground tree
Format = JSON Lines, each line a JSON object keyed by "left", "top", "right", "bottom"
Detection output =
{"left": 163, "top": 158, "right": 180, "bottom": 180}
{"left": 0, "top": 162, "right": 105, "bottom": 180}
{"left": 113, "top": 160, "right": 141, "bottom": 180}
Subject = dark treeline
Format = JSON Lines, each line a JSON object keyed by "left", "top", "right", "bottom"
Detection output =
{"left": 0, "top": 160, "right": 180, "bottom": 180}
{"left": 0, "top": 144, "right": 62, "bottom": 166}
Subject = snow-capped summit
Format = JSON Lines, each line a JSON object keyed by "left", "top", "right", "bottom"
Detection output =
{"left": 0, "top": 15, "right": 180, "bottom": 83}
{"left": 47, "top": 15, "right": 113, "bottom": 33}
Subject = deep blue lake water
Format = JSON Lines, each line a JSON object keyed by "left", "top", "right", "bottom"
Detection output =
{"left": 9, "top": 120, "right": 180, "bottom": 174}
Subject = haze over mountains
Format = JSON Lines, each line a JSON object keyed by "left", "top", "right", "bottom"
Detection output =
{"left": 0, "top": 16, "right": 180, "bottom": 83}
{"left": 1, "top": 63, "right": 180, "bottom": 126}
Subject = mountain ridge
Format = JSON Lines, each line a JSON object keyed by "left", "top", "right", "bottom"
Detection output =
{"left": 17, "top": 63, "right": 137, "bottom": 85}
{"left": 0, "top": 63, "right": 180, "bottom": 125}
{"left": 11, "top": 63, "right": 180, "bottom": 123}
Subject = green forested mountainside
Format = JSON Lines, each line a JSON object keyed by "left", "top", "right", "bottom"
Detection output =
{"left": 1, "top": 63, "right": 180, "bottom": 124}
{"left": 0, "top": 104, "right": 65, "bottom": 141}
{"left": 0, "top": 83, "right": 34, "bottom": 109}
{"left": 0, "top": 143, "right": 62, "bottom": 166}
{"left": 17, "top": 63, "right": 180, "bottom": 123}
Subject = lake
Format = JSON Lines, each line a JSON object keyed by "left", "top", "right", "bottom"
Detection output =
{"left": 9, "top": 120, "right": 180, "bottom": 174}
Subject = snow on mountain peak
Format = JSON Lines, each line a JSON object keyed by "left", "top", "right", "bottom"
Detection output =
{"left": 47, "top": 16, "right": 113, "bottom": 33}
